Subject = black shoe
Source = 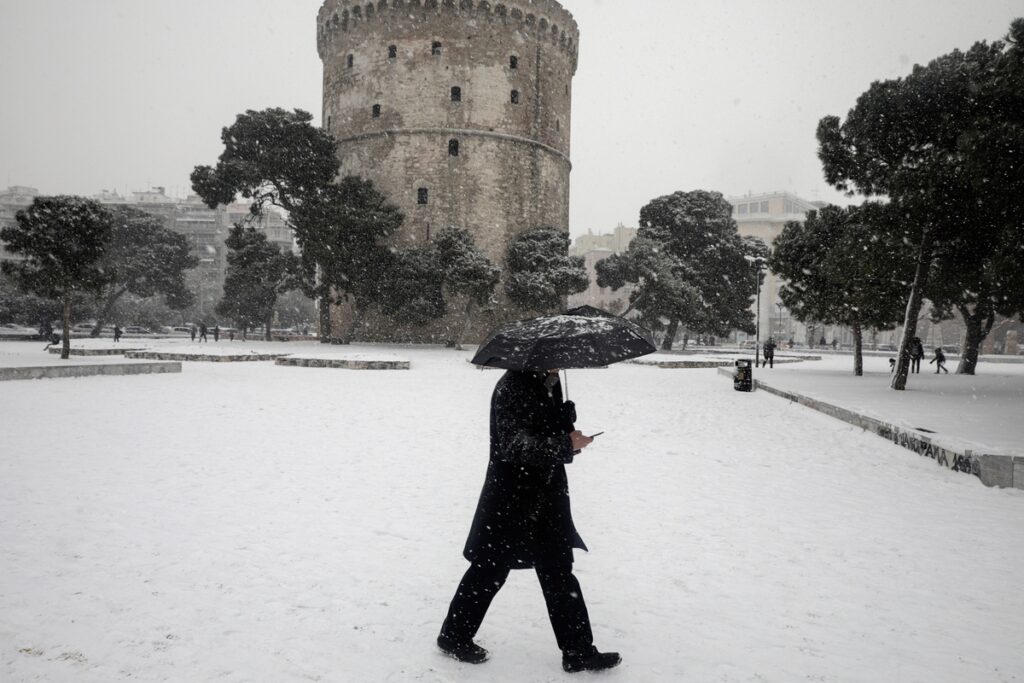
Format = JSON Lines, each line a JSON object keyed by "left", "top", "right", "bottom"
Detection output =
{"left": 437, "top": 634, "right": 489, "bottom": 664}
{"left": 562, "top": 648, "right": 622, "bottom": 673}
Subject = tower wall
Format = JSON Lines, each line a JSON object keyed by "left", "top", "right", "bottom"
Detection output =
{"left": 318, "top": 0, "right": 579, "bottom": 342}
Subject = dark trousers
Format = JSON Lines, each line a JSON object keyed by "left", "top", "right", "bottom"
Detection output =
{"left": 441, "top": 560, "right": 594, "bottom": 653}
{"left": 764, "top": 354, "right": 774, "bottom": 368}
{"left": 911, "top": 357, "right": 921, "bottom": 373}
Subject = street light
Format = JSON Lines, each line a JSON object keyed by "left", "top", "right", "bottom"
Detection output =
{"left": 776, "top": 301, "right": 785, "bottom": 340}
{"left": 744, "top": 255, "right": 767, "bottom": 368}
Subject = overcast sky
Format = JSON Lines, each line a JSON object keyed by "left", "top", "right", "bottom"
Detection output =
{"left": 1, "top": 0, "right": 1020, "bottom": 236}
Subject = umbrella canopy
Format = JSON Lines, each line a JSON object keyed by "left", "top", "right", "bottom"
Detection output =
{"left": 471, "top": 306, "right": 657, "bottom": 370}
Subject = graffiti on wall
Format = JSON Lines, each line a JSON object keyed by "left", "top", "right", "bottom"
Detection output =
{"left": 876, "top": 425, "right": 981, "bottom": 477}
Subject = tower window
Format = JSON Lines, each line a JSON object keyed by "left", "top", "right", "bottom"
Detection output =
{"left": 417, "top": 188, "right": 429, "bottom": 205}
{"left": 347, "top": 53, "right": 354, "bottom": 68}
{"left": 449, "top": 139, "right": 459, "bottom": 157}
{"left": 327, "top": 115, "right": 332, "bottom": 129}
{"left": 450, "top": 86, "right": 462, "bottom": 102}
{"left": 432, "top": 41, "right": 442, "bottom": 56}
{"left": 510, "top": 55, "right": 518, "bottom": 69}
{"left": 388, "top": 45, "right": 397, "bottom": 59}
{"left": 510, "top": 90, "right": 520, "bottom": 105}
{"left": 372, "top": 104, "right": 381, "bottom": 118}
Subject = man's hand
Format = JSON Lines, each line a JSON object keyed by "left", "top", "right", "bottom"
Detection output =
{"left": 569, "top": 430, "right": 594, "bottom": 452}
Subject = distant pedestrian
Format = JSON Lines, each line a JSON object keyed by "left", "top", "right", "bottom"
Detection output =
{"left": 889, "top": 357, "right": 896, "bottom": 373}
{"left": 213, "top": 325, "right": 220, "bottom": 342}
{"left": 819, "top": 335, "right": 827, "bottom": 347}
{"left": 910, "top": 337, "right": 925, "bottom": 374}
{"left": 190, "top": 324, "right": 197, "bottom": 342}
{"left": 831, "top": 339, "right": 838, "bottom": 350}
{"left": 762, "top": 337, "right": 777, "bottom": 369}
{"left": 113, "top": 325, "right": 122, "bottom": 343}
{"left": 198, "top": 322, "right": 208, "bottom": 343}
{"left": 930, "top": 347, "right": 949, "bottom": 374}
{"left": 229, "top": 329, "right": 235, "bottom": 341}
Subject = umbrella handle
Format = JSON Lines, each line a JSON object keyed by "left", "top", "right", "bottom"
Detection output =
{"left": 562, "top": 370, "right": 569, "bottom": 401}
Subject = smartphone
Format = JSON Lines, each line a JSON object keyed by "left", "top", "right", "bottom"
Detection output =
{"left": 587, "top": 432, "right": 604, "bottom": 438}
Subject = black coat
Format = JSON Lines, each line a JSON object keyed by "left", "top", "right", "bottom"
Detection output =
{"left": 463, "top": 370, "right": 587, "bottom": 569}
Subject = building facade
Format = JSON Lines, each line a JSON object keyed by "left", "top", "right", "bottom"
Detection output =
{"left": 317, "top": 0, "right": 579, "bottom": 341}
{"left": 729, "top": 191, "right": 827, "bottom": 346}
{"left": 567, "top": 224, "right": 637, "bottom": 314}
{"left": 0, "top": 186, "right": 42, "bottom": 262}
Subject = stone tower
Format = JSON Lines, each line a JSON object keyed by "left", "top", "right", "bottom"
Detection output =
{"left": 317, "top": 0, "right": 579, "bottom": 342}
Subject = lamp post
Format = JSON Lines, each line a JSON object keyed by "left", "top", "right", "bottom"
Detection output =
{"left": 776, "top": 301, "right": 785, "bottom": 340}
{"left": 745, "top": 255, "right": 767, "bottom": 367}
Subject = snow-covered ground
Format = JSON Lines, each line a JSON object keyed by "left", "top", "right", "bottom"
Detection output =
{"left": 1, "top": 343, "right": 1023, "bottom": 682}
{"left": 758, "top": 354, "right": 1024, "bottom": 456}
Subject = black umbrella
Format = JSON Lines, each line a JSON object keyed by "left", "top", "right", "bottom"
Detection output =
{"left": 471, "top": 306, "right": 657, "bottom": 371}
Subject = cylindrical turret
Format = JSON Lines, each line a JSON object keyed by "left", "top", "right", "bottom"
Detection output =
{"left": 318, "top": 0, "right": 579, "bottom": 341}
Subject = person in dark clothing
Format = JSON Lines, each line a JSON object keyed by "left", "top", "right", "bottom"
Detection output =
{"left": 439, "top": 369, "right": 620, "bottom": 673}
{"left": 113, "top": 325, "right": 122, "bottom": 343}
{"left": 213, "top": 325, "right": 220, "bottom": 342}
{"left": 228, "top": 329, "right": 235, "bottom": 341}
{"left": 190, "top": 324, "right": 197, "bottom": 342}
{"left": 198, "top": 322, "right": 208, "bottom": 343}
{"left": 763, "top": 337, "right": 777, "bottom": 369}
{"left": 930, "top": 347, "right": 949, "bottom": 373}
{"left": 910, "top": 337, "right": 925, "bottom": 374}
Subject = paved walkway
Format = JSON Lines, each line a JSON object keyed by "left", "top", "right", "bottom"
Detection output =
{"left": 754, "top": 354, "right": 1024, "bottom": 457}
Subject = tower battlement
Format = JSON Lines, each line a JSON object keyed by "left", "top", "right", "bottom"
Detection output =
{"left": 318, "top": 0, "right": 579, "bottom": 72}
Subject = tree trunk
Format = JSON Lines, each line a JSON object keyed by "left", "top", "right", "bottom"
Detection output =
{"left": 661, "top": 319, "right": 679, "bottom": 351}
{"left": 956, "top": 304, "right": 994, "bottom": 375}
{"left": 318, "top": 294, "right": 332, "bottom": 344}
{"left": 341, "top": 306, "right": 364, "bottom": 345}
{"left": 91, "top": 286, "right": 129, "bottom": 337}
{"left": 453, "top": 299, "right": 476, "bottom": 351}
{"left": 264, "top": 312, "right": 274, "bottom": 341}
{"left": 891, "top": 228, "right": 935, "bottom": 390}
{"left": 61, "top": 292, "right": 72, "bottom": 360}
{"left": 852, "top": 321, "right": 863, "bottom": 377}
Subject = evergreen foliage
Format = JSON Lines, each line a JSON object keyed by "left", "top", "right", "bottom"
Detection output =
{"left": 434, "top": 226, "right": 500, "bottom": 347}
{"left": 505, "top": 227, "right": 587, "bottom": 314}
{"left": 0, "top": 196, "right": 113, "bottom": 358}
{"left": 818, "top": 19, "right": 1024, "bottom": 385}
{"left": 89, "top": 206, "right": 198, "bottom": 336}
{"left": 770, "top": 203, "right": 915, "bottom": 375}
{"left": 596, "top": 190, "right": 762, "bottom": 349}
{"left": 216, "top": 224, "right": 301, "bottom": 340}
{"left": 192, "top": 108, "right": 409, "bottom": 342}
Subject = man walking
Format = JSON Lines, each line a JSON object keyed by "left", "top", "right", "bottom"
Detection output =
{"left": 438, "top": 369, "right": 620, "bottom": 673}
{"left": 198, "top": 322, "right": 208, "bottom": 343}
{"left": 910, "top": 337, "right": 925, "bottom": 374}
{"left": 763, "top": 337, "right": 777, "bottom": 369}
{"left": 213, "top": 325, "right": 220, "bottom": 342}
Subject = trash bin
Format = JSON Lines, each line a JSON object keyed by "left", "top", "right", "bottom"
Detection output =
{"left": 734, "top": 359, "right": 753, "bottom": 392}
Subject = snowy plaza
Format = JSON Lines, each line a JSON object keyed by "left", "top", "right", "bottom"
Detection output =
{"left": 2, "top": 341, "right": 1023, "bottom": 682}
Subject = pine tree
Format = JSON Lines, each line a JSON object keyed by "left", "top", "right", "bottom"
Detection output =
{"left": 770, "top": 203, "right": 914, "bottom": 375}
{"left": 505, "top": 227, "right": 588, "bottom": 314}
{"left": 90, "top": 206, "right": 198, "bottom": 336}
{"left": 216, "top": 225, "right": 300, "bottom": 340}
{"left": 597, "top": 190, "right": 761, "bottom": 350}
{"left": 0, "top": 196, "right": 112, "bottom": 359}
